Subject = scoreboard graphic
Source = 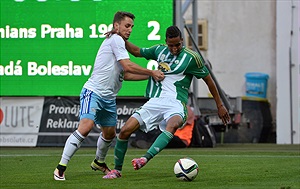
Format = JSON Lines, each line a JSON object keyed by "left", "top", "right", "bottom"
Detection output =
{"left": 0, "top": 0, "right": 173, "bottom": 96}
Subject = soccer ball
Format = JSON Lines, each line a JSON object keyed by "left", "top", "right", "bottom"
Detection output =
{"left": 174, "top": 157, "right": 199, "bottom": 181}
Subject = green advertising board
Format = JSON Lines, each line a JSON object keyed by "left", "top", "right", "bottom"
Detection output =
{"left": 0, "top": 0, "right": 173, "bottom": 96}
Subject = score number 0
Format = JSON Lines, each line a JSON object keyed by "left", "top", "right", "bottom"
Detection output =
{"left": 89, "top": 21, "right": 161, "bottom": 40}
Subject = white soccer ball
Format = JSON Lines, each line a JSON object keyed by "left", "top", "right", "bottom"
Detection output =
{"left": 174, "top": 157, "right": 199, "bottom": 181}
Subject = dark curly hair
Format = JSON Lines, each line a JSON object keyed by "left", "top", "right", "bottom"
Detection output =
{"left": 166, "top": 26, "right": 182, "bottom": 39}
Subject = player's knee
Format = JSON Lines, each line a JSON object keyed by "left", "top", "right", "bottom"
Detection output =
{"left": 101, "top": 129, "right": 116, "bottom": 140}
{"left": 165, "top": 126, "right": 178, "bottom": 134}
{"left": 105, "top": 133, "right": 116, "bottom": 140}
{"left": 118, "top": 128, "right": 133, "bottom": 140}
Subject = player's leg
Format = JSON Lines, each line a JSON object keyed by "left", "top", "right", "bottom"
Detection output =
{"left": 61, "top": 119, "right": 94, "bottom": 163}
{"left": 54, "top": 88, "right": 96, "bottom": 181}
{"left": 132, "top": 115, "right": 183, "bottom": 170}
{"left": 103, "top": 116, "right": 140, "bottom": 179}
{"left": 132, "top": 98, "right": 186, "bottom": 170}
{"left": 91, "top": 97, "right": 117, "bottom": 174}
{"left": 147, "top": 115, "right": 183, "bottom": 156}
{"left": 92, "top": 127, "right": 115, "bottom": 174}
{"left": 115, "top": 116, "right": 141, "bottom": 170}
{"left": 54, "top": 118, "right": 94, "bottom": 181}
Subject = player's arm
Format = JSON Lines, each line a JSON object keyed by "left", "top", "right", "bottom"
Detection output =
{"left": 203, "top": 74, "right": 223, "bottom": 107}
{"left": 125, "top": 40, "right": 142, "bottom": 57}
{"left": 119, "top": 59, "right": 163, "bottom": 81}
{"left": 124, "top": 72, "right": 149, "bottom": 81}
{"left": 202, "top": 74, "right": 230, "bottom": 125}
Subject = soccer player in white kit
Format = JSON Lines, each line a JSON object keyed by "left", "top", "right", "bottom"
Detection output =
{"left": 103, "top": 26, "right": 230, "bottom": 179}
{"left": 53, "top": 11, "right": 164, "bottom": 181}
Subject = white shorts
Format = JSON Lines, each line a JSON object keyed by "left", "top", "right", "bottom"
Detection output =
{"left": 132, "top": 97, "right": 187, "bottom": 133}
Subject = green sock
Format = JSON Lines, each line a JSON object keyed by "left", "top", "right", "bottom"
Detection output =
{"left": 114, "top": 137, "right": 128, "bottom": 171}
{"left": 144, "top": 130, "right": 173, "bottom": 160}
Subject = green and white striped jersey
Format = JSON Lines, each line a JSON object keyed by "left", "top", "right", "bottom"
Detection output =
{"left": 140, "top": 45, "right": 209, "bottom": 104}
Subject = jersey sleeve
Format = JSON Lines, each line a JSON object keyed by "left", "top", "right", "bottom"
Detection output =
{"left": 140, "top": 45, "right": 160, "bottom": 60}
{"left": 111, "top": 35, "right": 130, "bottom": 61}
{"left": 185, "top": 52, "right": 209, "bottom": 79}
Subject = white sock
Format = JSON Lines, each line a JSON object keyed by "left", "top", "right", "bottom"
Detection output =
{"left": 95, "top": 132, "right": 113, "bottom": 162}
{"left": 59, "top": 130, "right": 85, "bottom": 165}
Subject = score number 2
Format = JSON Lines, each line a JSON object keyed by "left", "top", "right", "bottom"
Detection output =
{"left": 147, "top": 21, "right": 160, "bottom": 40}
{"left": 89, "top": 21, "right": 161, "bottom": 40}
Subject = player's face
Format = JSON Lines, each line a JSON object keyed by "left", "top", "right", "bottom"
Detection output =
{"left": 166, "top": 36, "right": 183, "bottom": 55}
{"left": 115, "top": 16, "right": 134, "bottom": 40}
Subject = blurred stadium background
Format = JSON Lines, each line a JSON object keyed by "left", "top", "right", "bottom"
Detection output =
{"left": 0, "top": 0, "right": 299, "bottom": 147}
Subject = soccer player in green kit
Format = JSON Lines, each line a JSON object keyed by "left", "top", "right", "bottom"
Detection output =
{"left": 103, "top": 25, "right": 230, "bottom": 179}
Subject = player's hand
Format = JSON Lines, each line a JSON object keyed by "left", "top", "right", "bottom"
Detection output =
{"left": 217, "top": 105, "right": 230, "bottom": 125}
{"left": 151, "top": 70, "right": 165, "bottom": 81}
{"left": 104, "top": 29, "right": 118, "bottom": 38}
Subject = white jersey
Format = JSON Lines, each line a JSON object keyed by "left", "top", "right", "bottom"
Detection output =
{"left": 83, "top": 34, "right": 129, "bottom": 100}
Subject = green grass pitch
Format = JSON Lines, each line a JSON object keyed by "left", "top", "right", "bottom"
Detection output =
{"left": 0, "top": 144, "right": 299, "bottom": 189}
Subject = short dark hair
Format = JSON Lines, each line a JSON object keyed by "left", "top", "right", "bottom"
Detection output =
{"left": 166, "top": 26, "right": 182, "bottom": 39}
{"left": 113, "top": 11, "right": 135, "bottom": 23}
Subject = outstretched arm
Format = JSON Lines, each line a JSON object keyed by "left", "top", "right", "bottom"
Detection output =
{"left": 203, "top": 74, "right": 230, "bottom": 125}
{"left": 119, "top": 59, "right": 163, "bottom": 82}
{"left": 124, "top": 72, "right": 149, "bottom": 81}
{"left": 125, "top": 40, "right": 142, "bottom": 57}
